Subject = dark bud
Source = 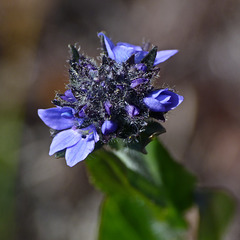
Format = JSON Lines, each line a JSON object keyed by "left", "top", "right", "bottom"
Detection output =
{"left": 69, "top": 44, "right": 80, "bottom": 63}
{"left": 141, "top": 46, "right": 157, "bottom": 69}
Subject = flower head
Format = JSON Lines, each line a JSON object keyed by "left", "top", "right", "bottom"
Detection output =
{"left": 38, "top": 33, "right": 183, "bottom": 166}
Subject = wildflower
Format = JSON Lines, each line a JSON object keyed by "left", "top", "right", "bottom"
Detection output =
{"left": 101, "top": 120, "right": 118, "bottom": 135}
{"left": 38, "top": 33, "right": 183, "bottom": 166}
{"left": 98, "top": 32, "right": 178, "bottom": 65}
{"left": 143, "top": 88, "right": 184, "bottom": 112}
{"left": 38, "top": 107, "right": 99, "bottom": 166}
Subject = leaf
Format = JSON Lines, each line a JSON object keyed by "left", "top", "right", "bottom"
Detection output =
{"left": 89, "top": 138, "right": 196, "bottom": 212}
{"left": 86, "top": 139, "right": 199, "bottom": 240}
{"left": 196, "top": 188, "right": 236, "bottom": 240}
{"left": 86, "top": 150, "right": 166, "bottom": 204}
{"left": 144, "top": 139, "right": 196, "bottom": 212}
{"left": 86, "top": 149, "right": 188, "bottom": 240}
{"left": 99, "top": 196, "right": 186, "bottom": 240}
{"left": 128, "top": 121, "right": 166, "bottom": 154}
{"left": 112, "top": 138, "right": 196, "bottom": 212}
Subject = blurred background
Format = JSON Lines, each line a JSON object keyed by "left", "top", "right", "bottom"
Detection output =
{"left": 1, "top": 0, "right": 240, "bottom": 239}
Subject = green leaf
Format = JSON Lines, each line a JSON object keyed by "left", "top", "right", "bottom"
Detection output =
{"left": 86, "top": 139, "right": 198, "bottom": 240}
{"left": 128, "top": 121, "right": 166, "bottom": 154}
{"left": 197, "top": 189, "right": 236, "bottom": 240}
{"left": 86, "top": 150, "right": 128, "bottom": 195}
{"left": 99, "top": 196, "right": 186, "bottom": 240}
{"left": 86, "top": 150, "right": 166, "bottom": 205}
{"left": 86, "top": 149, "right": 188, "bottom": 239}
{"left": 144, "top": 139, "right": 196, "bottom": 212}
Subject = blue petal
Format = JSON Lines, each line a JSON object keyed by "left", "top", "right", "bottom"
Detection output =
{"left": 149, "top": 89, "right": 168, "bottom": 98}
{"left": 112, "top": 45, "right": 137, "bottom": 63}
{"left": 155, "top": 94, "right": 171, "bottom": 103}
{"left": 114, "top": 42, "right": 142, "bottom": 62}
{"left": 98, "top": 32, "right": 115, "bottom": 59}
{"left": 154, "top": 50, "right": 178, "bottom": 65}
{"left": 134, "top": 51, "right": 148, "bottom": 63}
{"left": 104, "top": 101, "right": 112, "bottom": 115}
{"left": 65, "top": 134, "right": 95, "bottom": 167}
{"left": 143, "top": 97, "right": 166, "bottom": 112}
{"left": 116, "top": 42, "right": 142, "bottom": 51}
{"left": 38, "top": 107, "right": 75, "bottom": 130}
{"left": 165, "top": 92, "right": 184, "bottom": 111}
{"left": 78, "top": 105, "right": 87, "bottom": 118}
{"left": 135, "top": 63, "right": 147, "bottom": 71}
{"left": 49, "top": 129, "right": 82, "bottom": 155}
{"left": 155, "top": 89, "right": 183, "bottom": 111}
{"left": 144, "top": 89, "right": 184, "bottom": 112}
{"left": 81, "top": 125, "right": 100, "bottom": 142}
{"left": 130, "top": 78, "right": 148, "bottom": 88}
{"left": 101, "top": 120, "right": 118, "bottom": 135}
{"left": 60, "top": 89, "right": 77, "bottom": 102}
{"left": 125, "top": 105, "right": 140, "bottom": 117}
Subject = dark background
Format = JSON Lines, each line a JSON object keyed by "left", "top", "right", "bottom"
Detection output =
{"left": 1, "top": 0, "right": 240, "bottom": 239}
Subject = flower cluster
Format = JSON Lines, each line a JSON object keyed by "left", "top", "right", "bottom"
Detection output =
{"left": 38, "top": 32, "right": 183, "bottom": 167}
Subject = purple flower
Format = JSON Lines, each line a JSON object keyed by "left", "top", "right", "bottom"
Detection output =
{"left": 101, "top": 120, "right": 118, "bottom": 135}
{"left": 60, "top": 89, "right": 77, "bottom": 103}
{"left": 38, "top": 35, "right": 183, "bottom": 167}
{"left": 104, "top": 101, "right": 112, "bottom": 115}
{"left": 38, "top": 107, "right": 99, "bottom": 166}
{"left": 78, "top": 105, "right": 87, "bottom": 118}
{"left": 143, "top": 89, "right": 183, "bottom": 112}
{"left": 135, "top": 63, "right": 147, "bottom": 72}
{"left": 125, "top": 105, "right": 140, "bottom": 117}
{"left": 98, "top": 32, "right": 178, "bottom": 65}
{"left": 38, "top": 107, "right": 78, "bottom": 130}
{"left": 49, "top": 125, "right": 99, "bottom": 167}
{"left": 130, "top": 78, "right": 149, "bottom": 88}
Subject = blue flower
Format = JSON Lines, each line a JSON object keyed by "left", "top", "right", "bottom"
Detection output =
{"left": 125, "top": 105, "right": 140, "bottom": 117}
{"left": 60, "top": 89, "right": 77, "bottom": 103}
{"left": 38, "top": 107, "right": 99, "bottom": 167}
{"left": 104, "top": 101, "right": 112, "bottom": 115}
{"left": 38, "top": 34, "right": 183, "bottom": 167}
{"left": 98, "top": 32, "right": 178, "bottom": 65}
{"left": 38, "top": 107, "right": 79, "bottom": 130}
{"left": 130, "top": 78, "right": 149, "bottom": 88}
{"left": 101, "top": 120, "right": 118, "bottom": 135}
{"left": 143, "top": 89, "right": 183, "bottom": 112}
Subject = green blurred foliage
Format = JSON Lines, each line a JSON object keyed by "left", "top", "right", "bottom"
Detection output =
{"left": 0, "top": 110, "right": 23, "bottom": 240}
{"left": 86, "top": 138, "right": 235, "bottom": 240}
{"left": 86, "top": 139, "right": 195, "bottom": 240}
{"left": 197, "top": 189, "right": 235, "bottom": 240}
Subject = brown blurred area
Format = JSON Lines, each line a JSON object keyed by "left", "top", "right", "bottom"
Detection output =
{"left": 1, "top": 0, "right": 240, "bottom": 239}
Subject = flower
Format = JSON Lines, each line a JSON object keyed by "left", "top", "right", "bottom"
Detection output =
{"left": 101, "top": 120, "right": 118, "bottom": 135}
{"left": 130, "top": 78, "right": 149, "bottom": 88}
{"left": 98, "top": 32, "right": 178, "bottom": 65}
{"left": 38, "top": 107, "right": 78, "bottom": 130}
{"left": 143, "top": 89, "right": 184, "bottom": 112}
{"left": 125, "top": 105, "right": 140, "bottom": 117}
{"left": 38, "top": 33, "right": 183, "bottom": 167}
{"left": 38, "top": 107, "right": 99, "bottom": 166}
{"left": 60, "top": 89, "right": 77, "bottom": 103}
